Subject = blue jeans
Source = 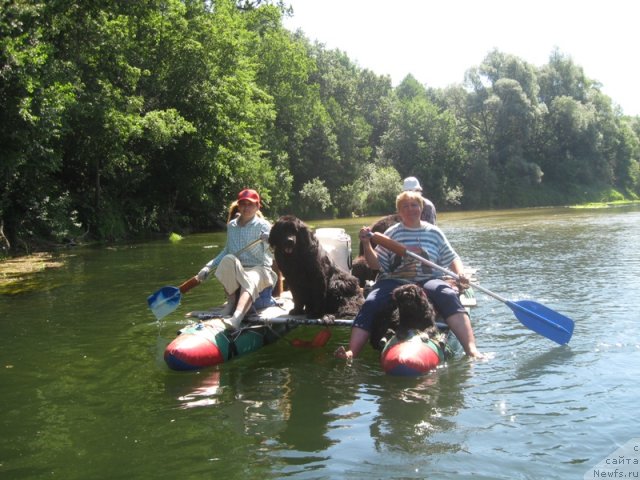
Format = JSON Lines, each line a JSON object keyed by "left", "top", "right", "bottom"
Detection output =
{"left": 353, "top": 279, "right": 407, "bottom": 332}
{"left": 353, "top": 278, "right": 467, "bottom": 333}
{"left": 423, "top": 279, "right": 467, "bottom": 319}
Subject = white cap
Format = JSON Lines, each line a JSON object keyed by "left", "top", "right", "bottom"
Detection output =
{"left": 402, "top": 176, "right": 422, "bottom": 192}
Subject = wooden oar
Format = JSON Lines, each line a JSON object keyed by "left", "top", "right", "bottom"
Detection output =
{"left": 147, "top": 237, "right": 263, "bottom": 320}
{"left": 370, "top": 232, "right": 575, "bottom": 345}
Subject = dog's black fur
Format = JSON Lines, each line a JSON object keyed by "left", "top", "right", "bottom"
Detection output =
{"left": 351, "top": 214, "right": 401, "bottom": 288}
{"left": 269, "top": 215, "right": 364, "bottom": 318}
{"left": 370, "top": 283, "right": 438, "bottom": 350}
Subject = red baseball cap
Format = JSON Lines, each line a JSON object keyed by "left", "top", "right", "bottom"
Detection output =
{"left": 237, "top": 188, "right": 261, "bottom": 206}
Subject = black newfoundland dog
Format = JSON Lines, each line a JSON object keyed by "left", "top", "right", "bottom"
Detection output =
{"left": 269, "top": 215, "right": 364, "bottom": 319}
{"left": 370, "top": 283, "right": 438, "bottom": 350}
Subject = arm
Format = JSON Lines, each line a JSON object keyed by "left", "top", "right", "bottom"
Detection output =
{"left": 207, "top": 249, "right": 227, "bottom": 269}
{"left": 449, "top": 257, "right": 470, "bottom": 291}
{"left": 359, "top": 227, "right": 381, "bottom": 271}
{"left": 449, "top": 257, "right": 464, "bottom": 276}
{"left": 421, "top": 196, "right": 437, "bottom": 225}
{"left": 196, "top": 247, "right": 227, "bottom": 282}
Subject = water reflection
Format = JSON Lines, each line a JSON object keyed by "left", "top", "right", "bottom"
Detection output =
{"left": 2, "top": 206, "right": 640, "bottom": 479}
{"left": 177, "top": 370, "right": 225, "bottom": 408}
{"left": 513, "top": 346, "right": 576, "bottom": 380}
{"left": 368, "top": 363, "right": 470, "bottom": 454}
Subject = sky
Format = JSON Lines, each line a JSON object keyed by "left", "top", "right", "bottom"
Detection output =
{"left": 282, "top": 0, "right": 640, "bottom": 116}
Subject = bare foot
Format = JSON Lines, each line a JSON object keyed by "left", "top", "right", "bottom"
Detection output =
{"left": 468, "top": 350, "right": 493, "bottom": 361}
{"left": 334, "top": 346, "right": 353, "bottom": 360}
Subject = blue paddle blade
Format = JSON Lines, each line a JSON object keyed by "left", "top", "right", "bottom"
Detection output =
{"left": 147, "top": 286, "right": 181, "bottom": 320}
{"left": 507, "top": 300, "right": 574, "bottom": 345}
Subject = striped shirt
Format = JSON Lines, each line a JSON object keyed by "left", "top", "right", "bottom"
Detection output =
{"left": 206, "top": 215, "right": 273, "bottom": 269}
{"left": 376, "top": 221, "right": 458, "bottom": 283}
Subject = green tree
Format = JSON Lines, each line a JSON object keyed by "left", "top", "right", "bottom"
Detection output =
{"left": 460, "top": 52, "right": 543, "bottom": 206}
{"left": 538, "top": 48, "right": 592, "bottom": 105}
{"left": 0, "top": 0, "right": 77, "bottom": 248}
{"left": 298, "top": 177, "right": 333, "bottom": 218}
{"left": 378, "top": 77, "right": 467, "bottom": 207}
{"left": 247, "top": 10, "right": 318, "bottom": 212}
{"left": 357, "top": 69, "right": 393, "bottom": 154}
{"left": 303, "top": 46, "right": 379, "bottom": 196}
{"left": 334, "top": 164, "right": 400, "bottom": 217}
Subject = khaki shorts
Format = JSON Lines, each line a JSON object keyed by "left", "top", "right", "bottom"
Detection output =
{"left": 214, "top": 254, "right": 276, "bottom": 300}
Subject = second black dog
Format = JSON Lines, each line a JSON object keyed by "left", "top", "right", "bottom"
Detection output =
{"left": 370, "top": 283, "right": 438, "bottom": 350}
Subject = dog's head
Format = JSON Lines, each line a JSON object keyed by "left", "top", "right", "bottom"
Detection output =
{"left": 391, "top": 284, "right": 436, "bottom": 334}
{"left": 269, "top": 215, "right": 317, "bottom": 255}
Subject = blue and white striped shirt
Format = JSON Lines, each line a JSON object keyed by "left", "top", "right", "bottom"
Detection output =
{"left": 376, "top": 221, "right": 458, "bottom": 283}
{"left": 206, "top": 215, "right": 273, "bottom": 269}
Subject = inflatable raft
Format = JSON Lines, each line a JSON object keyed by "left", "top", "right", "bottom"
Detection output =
{"left": 165, "top": 294, "right": 294, "bottom": 370}
{"left": 379, "top": 286, "right": 475, "bottom": 377}
{"left": 163, "top": 226, "right": 475, "bottom": 375}
{"left": 380, "top": 326, "right": 459, "bottom": 376}
{"left": 165, "top": 290, "right": 474, "bottom": 373}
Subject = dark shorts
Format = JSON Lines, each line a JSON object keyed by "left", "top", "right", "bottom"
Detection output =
{"left": 353, "top": 278, "right": 466, "bottom": 333}
{"left": 423, "top": 279, "right": 467, "bottom": 319}
{"left": 353, "top": 279, "right": 405, "bottom": 332}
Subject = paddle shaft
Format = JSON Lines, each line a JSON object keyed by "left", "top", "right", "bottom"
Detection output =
{"left": 370, "top": 232, "right": 574, "bottom": 344}
{"left": 179, "top": 276, "right": 200, "bottom": 294}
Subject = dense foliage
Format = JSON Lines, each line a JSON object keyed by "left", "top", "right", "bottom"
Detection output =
{"left": 2, "top": 0, "right": 639, "bottom": 252}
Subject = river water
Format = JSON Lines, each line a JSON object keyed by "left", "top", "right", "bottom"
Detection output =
{"left": 1, "top": 206, "right": 639, "bottom": 479}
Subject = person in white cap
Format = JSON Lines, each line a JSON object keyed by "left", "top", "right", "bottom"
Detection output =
{"left": 402, "top": 176, "right": 436, "bottom": 225}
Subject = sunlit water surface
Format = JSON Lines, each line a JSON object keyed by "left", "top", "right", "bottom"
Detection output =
{"left": 1, "top": 206, "right": 639, "bottom": 479}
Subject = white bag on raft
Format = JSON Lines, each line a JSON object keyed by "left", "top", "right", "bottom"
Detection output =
{"left": 315, "top": 228, "right": 352, "bottom": 273}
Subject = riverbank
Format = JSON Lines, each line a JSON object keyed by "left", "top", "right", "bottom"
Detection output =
{"left": 570, "top": 199, "right": 640, "bottom": 208}
{"left": 2, "top": 199, "right": 639, "bottom": 288}
{"left": 0, "top": 252, "right": 65, "bottom": 294}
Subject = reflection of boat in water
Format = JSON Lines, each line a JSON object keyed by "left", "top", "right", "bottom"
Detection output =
{"left": 177, "top": 370, "right": 223, "bottom": 408}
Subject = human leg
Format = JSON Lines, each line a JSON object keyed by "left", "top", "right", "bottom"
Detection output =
{"left": 423, "top": 279, "right": 482, "bottom": 358}
{"left": 219, "top": 293, "right": 237, "bottom": 316}
{"left": 215, "top": 257, "right": 275, "bottom": 328}
{"left": 444, "top": 311, "right": 480, "bottom": 357}
{"left": 335, "top": 279, "right": 400, "bottom": 359}
{"left": 224, "top": 289, "right": 253, "bottom": 328}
